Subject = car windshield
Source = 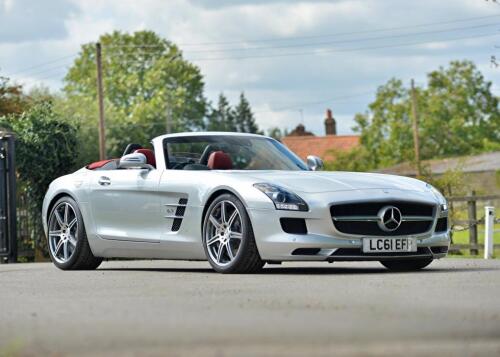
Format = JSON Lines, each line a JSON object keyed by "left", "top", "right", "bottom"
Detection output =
{"left": 164, "top": 135, "right": 308, "bottom": 170}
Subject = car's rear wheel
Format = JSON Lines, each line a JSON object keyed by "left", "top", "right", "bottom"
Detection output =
{"left": 380, "top": 258, "right": 433, "bottom": 271}
{"left": 202, "top": 193, "right": 264, "bottom": 274}
{"left": 48, "top": 196, "right": 102, "bottom": 270}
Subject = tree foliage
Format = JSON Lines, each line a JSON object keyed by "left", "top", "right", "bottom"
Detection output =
{"left": 206, "top": 92, "right": 261, "bottom": 133}
{"left": 63, "top": 30, "right": 207, "bottom": 161}
{"left": 0, "top": 102, "right": 78, "bottom": 249}
{"left": 0, "top": 76, "right": 27, "bottom": 116}
{"left": 332, "top": 60, "right": 500, "bottom": 171}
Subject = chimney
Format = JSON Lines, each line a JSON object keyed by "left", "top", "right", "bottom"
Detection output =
{"left": 324, "top": 108, "right": 336, "bottom": 135}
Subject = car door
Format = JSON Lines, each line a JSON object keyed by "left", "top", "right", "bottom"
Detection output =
{"left": 88, "top": 168, "right": 162, "bottom": 242}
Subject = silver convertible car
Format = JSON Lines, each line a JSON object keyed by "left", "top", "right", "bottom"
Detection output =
{"left": 43, "top": 132, "right": 450, "bottom": 273}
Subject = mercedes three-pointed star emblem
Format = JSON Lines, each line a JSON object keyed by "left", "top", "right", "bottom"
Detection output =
{"left": 377, "top": 206, "right": 402, "bottom": 232}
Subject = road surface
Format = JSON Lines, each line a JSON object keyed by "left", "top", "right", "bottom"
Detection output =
{"left": 1, "top": 259, "right": 499, "bottom": 356}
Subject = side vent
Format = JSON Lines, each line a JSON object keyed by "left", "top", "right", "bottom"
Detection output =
{"left": 164, "top": 198, "right": 188, "bottom": 232}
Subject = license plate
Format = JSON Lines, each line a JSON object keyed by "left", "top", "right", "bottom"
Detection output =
{"left": 362, "top": 237, "right": 417, "bottom": 253}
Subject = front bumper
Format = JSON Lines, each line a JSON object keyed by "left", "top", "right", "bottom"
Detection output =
{"left": 248, "top": 207, "right": 450, "bottom": 262}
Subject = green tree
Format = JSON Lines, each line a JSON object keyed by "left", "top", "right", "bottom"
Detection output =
{"left": 63, "top": 30, "right": 207, "bottom": 161}
{"left": 334, "top": 60, "right": 500, "bottom": 171}
{"left": 0, "top": 76, "right": 27, "bottom": 116}
{"left": 234, "top": 92, "right": 260, "bottom": 133}
{"left": 0, "top": 102, "right": 78, "bottom": 252}
{"left": 206, "top": 93, "right": 235, "bottom": 131}
{"left": 267, "top": 127, "right": 288, "bottom": 141}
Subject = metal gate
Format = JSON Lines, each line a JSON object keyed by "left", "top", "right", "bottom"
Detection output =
{"left": 0, "top": 132, "right": 17, "bottom": 263}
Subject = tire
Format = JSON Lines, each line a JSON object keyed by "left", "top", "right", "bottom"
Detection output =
{"left": 202, "top": 193, "right": 264, "bottom": 274}
{"left": 380, "top": 258, "right": 433, "bottom": 271}
{"left": 47, "top": 196, "right": 102, "bottom": 270}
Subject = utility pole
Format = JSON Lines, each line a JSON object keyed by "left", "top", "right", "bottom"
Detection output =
{"left": 410, "top": 79, "right": 422, "bottom": 176}
{"left": 165, "top": 90, "right": 172, "bottom": 134}
{"left": 96, "top": 42, "right": 107, "bottom": 160}
{"left": 164, "top": 54, "right": 181, "bottom": 134}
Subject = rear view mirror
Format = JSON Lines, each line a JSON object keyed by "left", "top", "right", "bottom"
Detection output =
{"left": 306, "top": 155, "right": 324, "bottom": 171}
{"left": 118, "top": 153, "right": 154, "bottom": 170}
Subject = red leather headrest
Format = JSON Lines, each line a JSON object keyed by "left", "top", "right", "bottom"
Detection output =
{"left": 134, "top": 149, "right": 156, "bottom": 167}
{"left": 207, "top": 151, "right": 232, "bottom": 170}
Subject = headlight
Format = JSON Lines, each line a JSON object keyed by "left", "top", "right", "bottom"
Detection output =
{"left": 253, "top": 183, "right": 309, "bottom": 211}
{"left": 426, "top": 184, "right": 448, "bottom": 214}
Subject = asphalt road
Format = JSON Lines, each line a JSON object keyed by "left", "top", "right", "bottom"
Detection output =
{"left": 1, "top": 259, "right": 499, "bottom": 356}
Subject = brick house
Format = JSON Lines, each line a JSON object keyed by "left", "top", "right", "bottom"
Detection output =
{"left": 282, "top": 109, "right": 360, "bottom": 161}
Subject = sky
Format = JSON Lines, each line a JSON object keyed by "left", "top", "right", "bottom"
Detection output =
{"left": 0, "top": 0, "right": 499, "bottom": 135}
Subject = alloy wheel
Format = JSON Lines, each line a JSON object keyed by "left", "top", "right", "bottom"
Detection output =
{"left": 205, "top": 200, "right": 243, "bottom": 267}
{"left": 48, "top": 202, "right": 79, "bottom": 264}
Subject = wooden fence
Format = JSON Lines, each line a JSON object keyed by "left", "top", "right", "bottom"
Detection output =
{"left": 448, "top": 193, "right": 500, "bottom": 255}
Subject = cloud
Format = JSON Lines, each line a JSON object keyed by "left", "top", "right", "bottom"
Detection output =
{"left": 0, "top": 0, "right": 498, "bottom": 136}
{"left": 0, "top": 0, "right": 79, "bottom": 43}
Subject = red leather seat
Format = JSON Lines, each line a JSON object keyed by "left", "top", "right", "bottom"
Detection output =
{"left": 207, "top": 151, "right": 232, "bottom": 170}
{"left": 134, "top": 149, "right": 156, "bottom": 168}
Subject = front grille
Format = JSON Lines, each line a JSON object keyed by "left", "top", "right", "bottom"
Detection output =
{"left": 330, "top": 201, "right": 435, "bottom": 236}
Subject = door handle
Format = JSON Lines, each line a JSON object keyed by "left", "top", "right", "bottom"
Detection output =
{"left": 98, "top": 176, "right": 111, "bottom": 186}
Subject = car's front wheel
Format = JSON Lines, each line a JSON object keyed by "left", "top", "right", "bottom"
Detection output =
{"left": 202, "top": 193, "right": 264, "bottom": 273}
{"left": 48, "top": 196, "right": 102, "bottom": 270}
{"left": 380, "top": 258, "right": 433, "bottom": 271}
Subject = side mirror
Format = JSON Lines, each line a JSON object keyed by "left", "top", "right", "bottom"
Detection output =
{"left": 306, "top": 155, "right": 324, "bottom": 171}
{"left": 119, "top": 153, "right": 154, "bottom": 170}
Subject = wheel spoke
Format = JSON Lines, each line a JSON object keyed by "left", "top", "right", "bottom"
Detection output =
{"left": 68, "top": 235, "right": 77, "bottom": 247}
{"left": 68, "top": 217, "right": 77, "bottom": 230}
{"left": 216, "top": 243, "right": 223, "bottom": 263}
{"left": 207, "top": 234, "right": 221, "bottom": 246}
{"left": 229, "top": 231, "right": 242, "bottom": 240}
{"left": 209, "top": 214, "right": 222, "bottom": 229}
{"left": 54, "top": 210, "right": 64, "bottom": 227}
{"left": 226, "top": 243, "right": 234, "bottom": 260}
{"left": 227, "top": 210, "right": 238, "bottom": 227}
{"left": 49, "top": 230, "right": 62, "bottom": 236}
{"left": 63, "top": 203, "right": 69, "bottom": 225}
{"left": 63, "top": 241, "right": 69, "bottom": 260}
{"left": 220, "top": 202, "right": 227, "bottom": 224}
{"left": 54, "top": 238, "right": 64, "bottom": 256}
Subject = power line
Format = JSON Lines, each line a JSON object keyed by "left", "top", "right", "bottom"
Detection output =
{"left": 254, "top": 91, "right": 375, "bottom": 113}
{"left": 3, "top": 14, "right": 499, "bottom": 78}
{"left": 189, "top": 31, "right": 500, "bottom": 62}
{"left": 181, "top": 22, "right": 500, "bottom": 54}
{"left": 177, "top": 13, "right": 500, "bottom": 47}
{"left": 4, "top": 53, "right": 79, "bottom": 77}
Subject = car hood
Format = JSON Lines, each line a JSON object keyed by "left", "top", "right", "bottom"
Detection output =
{"left": 229, "top": 170, "right": 428, "bottom": 194}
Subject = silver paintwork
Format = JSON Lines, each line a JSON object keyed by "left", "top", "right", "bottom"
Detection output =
{"left": 42, "top": 132, "right": 451, "bottom": 263}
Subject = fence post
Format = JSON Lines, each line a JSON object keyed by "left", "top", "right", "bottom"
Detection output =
{"left": 467, "top": 191, "right": 478, "bottom": 256}
{"left": 484, "top": 206, "right": 495, "bottom": 259}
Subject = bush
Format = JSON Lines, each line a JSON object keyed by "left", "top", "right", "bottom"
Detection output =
{"left": 0, "top": 102, "right": 78, "bottom": 253}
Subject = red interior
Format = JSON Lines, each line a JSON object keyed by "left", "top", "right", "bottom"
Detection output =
{"left": 87, "top": 159, "right": 114, "bottom": 170}
{"left": 207, "top": 151, "right": 233, "bottom": 170}
{"left": 134, "top": 149, "right": 156, "bottom": 168}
